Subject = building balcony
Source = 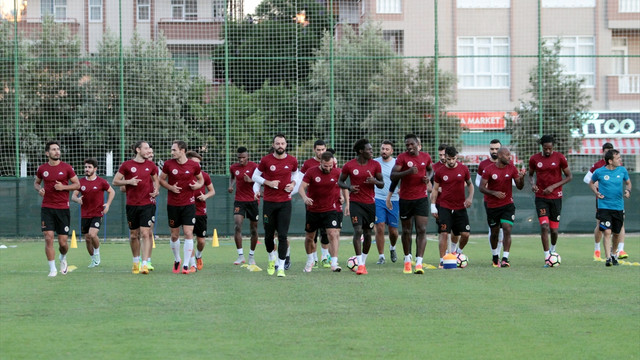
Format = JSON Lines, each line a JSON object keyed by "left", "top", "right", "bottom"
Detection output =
{"left": 157, "top": 18, "right": 224, "bottom": 46}
{"left": 7, "top": 18, "right": 80, "bottom": 39}
{"left": 607, "top": 0, "right": 640, "bottom": 28}
{"left": 607, "top": 74, "right": 640, "bottom": 100}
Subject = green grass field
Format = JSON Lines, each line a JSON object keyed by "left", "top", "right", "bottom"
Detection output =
{"left": 1, "top": 234, "right": 638, "bottom": 360}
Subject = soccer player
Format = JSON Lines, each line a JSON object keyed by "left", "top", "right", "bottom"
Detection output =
{"left": 479, "top": 147, "right": 525, "bottom": 267}
{"left": 432, "top": 143, "right": 460, "bottom": 254}
{"left": 252, "top": 134, "right": 299, "bottom": 277}
{"left": 71, "top": 158, "right": 115, "bottom": 268}
{"left": 339, "top": 139, "right": 384, "bottom": 275}
{"left": 228, "top": 146, "right": 259, "bottom": 266}
{"left": 186, "top": 151, "right": 215, "bottom": 271}
{"left": 112, "top": 141, "right": 159, "bottom": 274}
{"left": 159, "top": 140, "right": 204, "bottom": 275}
{"left": 374, "top": 140, "right": 399, "bottom": 264}
{"left": 388, "top": 134, "right": 433, "bottom": 274}
{"left": 431, "top": 146, "right": 474, "bottom": 267}
{"left": 527, "top": 135, "right": 573, "bottom": 265}
{"left": 299, "top": 151, "right": 344, "bottom": 272}
{"left": 298, "top": 140, "right": 332, "bottom": 267}
{"left": 34, "top": 141, "right": 81, "bottom": 277}
{"left": 588, "top": 149, "right": 632, "bottom": 267}
{"left": 475, "top": 139, "right": 504, "bottom": 252}
{"left": 583, "top": 142, "right": 628, "bottom": 260}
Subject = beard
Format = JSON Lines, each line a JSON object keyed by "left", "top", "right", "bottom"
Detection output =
{"left": 490, "top": 153, "right": 498, "bottom": 160}
{"left": 275, "top": 148, "right": 285, "bottom": 155}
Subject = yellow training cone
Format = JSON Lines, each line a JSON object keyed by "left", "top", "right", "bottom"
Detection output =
{"left": 212, "top": 229, "right": 219, "bottom": 247}
{"left": 152, "top": 234, "right": 156, "bottom": 248}
{"left": 70, "top": 230, "right": 78, "bottom": 248}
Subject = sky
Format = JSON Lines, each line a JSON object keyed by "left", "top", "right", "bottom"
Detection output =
{"left": 244, "top": 0, "right": 261, "bottom": 15}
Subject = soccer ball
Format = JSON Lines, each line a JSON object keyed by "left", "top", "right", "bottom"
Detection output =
{"left": 545, "top": 253, "right": 562, "bottom": 267}
{"left": 346, "top": 256, "right": 358, "bottom": 272}
{"left": 456, "top": 253, "right": 469, "bottom": 268}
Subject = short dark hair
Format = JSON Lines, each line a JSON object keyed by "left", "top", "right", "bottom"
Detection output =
{"left": 353, "top": 139, "right": 369, "bottom": 154}
{"left": 186, "top": 151, "right": 202, "bottom": 161}
{"left": 490, "top": 139, "right": 501, "bottom": 145}
{"left": 132, "top": 140, "right": 148, "bottom": 154}
{"left": 173, "top": 140, "right": 187, "bottom": 150}
{"left": 381, "top": 140, "right": 394, "bottom": 148}
{"left": 272, "top": 133, "right": 286, "bottom": 142}
{"left": 404, "top": 133, "right": 418, "bottom": 142}
{"left": 445, "top": 146, "right": 458, "bottom": 158}
{"left": 313, "top": 140, "right": 326, "bottom": 148}
{"left": 237, "top": 146, "right": 248, "bottom": 154}
{"left": 320, "top": 151, "right": 333, "bottom": 162}
{"left": 45, "top": 140, "right": 60, "bottom": 152}
{"left": 438, "top": 143, "right": 448, "bottom": 151}
{"left": 604, "top": 149, "right": 619, "bottom": 165}
{"left": 326, "top": 148, "right": 336, "bottom": 155}
{"left": 602, "top": 142, "right": 614, "bottom": 151}
{"left": 84, "top": 158, "right": 98, "bottom": 168}
{"left": 539, "top": 135, "right": 554, "bottom": 145}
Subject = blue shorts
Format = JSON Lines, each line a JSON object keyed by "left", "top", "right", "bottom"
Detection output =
{"left": 375, "top": 198, "right": 399, "bottom": 228}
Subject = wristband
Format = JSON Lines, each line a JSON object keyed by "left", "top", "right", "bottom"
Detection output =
{"left": 430, "top": 203, "right": 438, "bottom": 214}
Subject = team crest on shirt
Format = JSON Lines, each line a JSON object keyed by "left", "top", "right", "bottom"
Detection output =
{"left": 172, "top": 169, "right": 178, "bottom": 175}
{"left": 353, "top": 169, "right": 359, "bottom": 175}
{"left": 315, "top": 177, "right": 321, "bottom": 182}
{"left": 537, "top": 162, "right": 543, "bottom": 168}
{"left": 43, "top": 171, "right": 49, "bottom": 177}
{"left": 604, "top": 175, "right": 610, "bottom": 180}
{"left": 443, "top": 175, "right": 449, "bottom": 181}
{"left": 64, "top": 226, "right": 69, "bottom": 232}
{"left": 131, "top": 167, "right": 137, "bottom": 173}
{"left": 270, "top": 165, "right": 276, "bottom": 171}
{"left": 235, "top": 170, "right": 240, "bottom": 176}
{"left": 145, "top": 168, "right": 149, "bottom": 172}
{"left": 81, "top": 186, "right": 86, "bottom": 191}
{"left": 492, "top": 174, "right": 498, "bottom": 180}
{"left": 407, "top": 161, "right": 414, "bottom": 167}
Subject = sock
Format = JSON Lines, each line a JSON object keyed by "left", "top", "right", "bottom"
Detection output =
{"left": 356, "top": 254, "right": 363, "bottom": 265}
{"left": 190, "top": 256, "right": 196, "bottom": 267}
{"left": 237, "top": 248, "right": 243, "bottom": 256}
{"left": 594, "top": 243, "right": 601, "bottom": 251}
{"left": 361, "top": 253, "right": 368, "bottom": 265}
{"left": 147, "top": 257, "right": 152, "bottom": 263}
{"left": 451, "top": 243, "right": 458, "bottom": 253}
{"left": 142, "top": 260, "right": 147, "bottom": 266}
{"left": 390, "top": 245, "right": 396, "bottom": 251}
{"left": 379, "top": 254, "right": 385, "bottom": 259}
{"left": 286, "top": 246, "right": 291, "bottom": 257}
{"left": 183, "top": 239, "right": 194, "bottom": 267}
{"left": 48, "top": 260, "right": 56, "bottom": 271}
{"left": 613, "top": 252, "right": 618, "bottom": 259}
{"left": 617, "top": 243, "right": 624, "bottom": 252}
{"left": 331, "top": 257, "right": 338, "bottom": 267}
{"left": 503, "top": 251, "right": 509, "bottom": 259}
{"left": 307, "top": 253, "right": 314, "bottom": 264}
{"left": 170, "top": 240, "right": 181, "bottom": 262}
{"left": 439, "top": 257, "right": 443, "bottom": 264}
{"left": 94, "top": 248, "right": 100, "bottom": 255}
{"left": 313, "top": 252, "right": 318, "bottom": 262}
{"left": 404, "top": 255, "right": 411, "bottom": 263}
{"left": 549, "top": 245, "right": 556, "bottom": 253}
{"left": 544, "top": 250, "right": 550, "bottom": 259}
{"left": 59, "top": 254, "right": 66, "bottom": 261}
{"left": 133, "top": 256, "right": 140, "bottom": 263}
{"left": 269, "top": 251, "right": 276, "bottom": 262}
{"left": 277, "top": 258, "right": 285, "bottom": 269}
{"left": 249, "top": 250, "right": 255, "bottom": 257}
{"left": 321, "top": 248, "right": 329, "bottom": 259}
{"left": 416, "top": 256, "right": 423, "bottom": 266}
{"left": 195, "top": 250, "right": 202, "bottom": 258}
{"left": 491, "top": 248, "right": 499, "bottom": 256}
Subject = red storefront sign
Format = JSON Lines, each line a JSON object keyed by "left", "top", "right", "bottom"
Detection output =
{"left": 449, "top": 112, "right": 513, "bottom": 130}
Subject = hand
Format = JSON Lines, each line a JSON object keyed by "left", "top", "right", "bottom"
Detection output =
{"left": 303, "top": 197, "right": 314, "bottom": 206}
{"left": 464, "top": 198, "right": 473, "bottom": 208}
{"left": 624, "top": 190, "right": 631, "bottom": 199}
{"left": 228, "top": 187, "right": 233, "bottom": 194}
{"left": 129, "top": 176, "right": 141, "bottom": 186}
{"left": 244, "top": 174, "right": 253, "bottom": 183}
{"left": 267, "top": 180, "right": 280, "bottom": 189}
{"left": 493, "top": 191, "right": 506, "bottom": 199}
{"left": 386, "top": 198, "right": 393, "bottom": 210}
{"left": 343, "top": 206, "right": 350, "bottom": 217}
{"left": 54, "top": 181, "right": 65, "bottom": 191}
{"left": 284, "top": 183, "right": 294, "bottom": 193}
{"left": 543, "top": 186, "right": 554, "bottom": 195}
{"left": 149, "top": 187, "right": 159, "bottom": 198}
{"left": 197, "top": 193, "right": 207, "bottom": 202}
{"left": 170, "top": 183, "right": 182, "bottom": 194}
{"left": 189, "top": 180, "right": 201, "bottom": 190}
{"left": 350, "top": 185, "right": 360, "bottom": 194}
{"left": 38, "top": 188, "right": 45, "bottom": 197}
{"left": 364, "top": 171, "right": 376, "bottom": 184}
{"left": 102, "top": 204, "right": 110, "bottom": 215}
{"left": 596, "top": 192, "right": 605, "bottom": 199}
{"left": 254, "top": 192, "right": 261, "bottom": 201}
{"left": 74, "top": 197, "right": 83, "bottom": 205}
{"left": 531, "top": 185, "right": 539, "bottom": 193}
{"left": 409, "top": 166, "right": 418, "bottom": 175}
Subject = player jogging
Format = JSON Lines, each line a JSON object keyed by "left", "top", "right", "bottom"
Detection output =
{"left": 186, "top": 151, "right": 215, "bottom": 271}
{"left": 475, "top": 139, "right": 504, "bottom": 253}
{"left": 34, "top": 141, "right": 81, "bottom": 277}
{"left": 374, "top": 140, "right": 400, "bottom": 264}
{"left": 71, "top": 158, "right": 115, "bottom": 268}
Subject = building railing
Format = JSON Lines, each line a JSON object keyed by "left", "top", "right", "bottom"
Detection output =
{"left": 619, "top": 0, "right": 640, "bottom": 12}
{"left": 618, "top": 74, "right": 640, "bottom": 94}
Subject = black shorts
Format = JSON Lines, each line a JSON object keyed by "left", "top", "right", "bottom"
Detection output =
{"left": 263, "top": 201, "right": 292, "bottom": 237}
{"left": 126, "top": 204, "right": 156, "bottom": 230}
{"left": 485, "top": 203, "right": 516, "bottom": 227}
{"left": 437, "top": 207, "right": 470, "bottom": 235}
{"left": 167, "top": 204, "right": 196, "bottom": 228}
{"left": 81, "top": 217, "right": 103, "bottom": 235}
{"left": 349, "top": 202, "right": 376, "bottom": 230}
{"left": 234, "top": 200, "right": 259, "bottom": 222}
{"left": 399, "top": 197, "right": 429, "bottom": 219}
{"left": 535, "top": 197, "right": 562, "bottom": 222}
{"left": 597, "top": 209, "right": 625, "bottom": 234}
{"left": 314, "top": 227, "right": 329, "bottom": 245}
{"left": 305, "top": 211, "right": 342, "bottom": 233}
{"left": 194, "top": 215, "right": 207, "bottom": 238}
{"left": 41, "top": 207, "right": 70, "bottom": 235}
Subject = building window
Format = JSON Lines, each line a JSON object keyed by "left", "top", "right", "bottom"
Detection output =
{"left": 611, "top": 38, "right": 628, "bottom": 75}
{"left": 339, "top": 0, "right": 360, "bottom": 24}
{"left": 212, "top": 0, "right": 226, "bottom": 19}
{"left": 457, "top": 37, "right": 510, "bottom": 89}
{"left": 619, "top": 0, "right": 640, "bottom": 12}
{"left": 137, "top": 0, "right": 150, "bottom": 21}
{"left": 172, "top": 0, "right": 198, "bottom": 21}
{"left": 545, "top": 36, "right": 595, "bottom": 87}
{"left": 383, "top": 30, "right": 403, "bottom": 54}
{"left": 376, "top": 0, "right": 401, "bottom": 14}
{"left": 457, "top": 0, "right": 510, "bottom": 8}
{"left": 542, "top": 0, "right": 595, "bottom": 7}
{"left": 42, "top": 0, "right": 67, "bottom": 20}
{"left": 173, "top": 53, "right": 199, "bottom": 77}
{"left": 89, "top": 0, "right": 102, "bottom": 22}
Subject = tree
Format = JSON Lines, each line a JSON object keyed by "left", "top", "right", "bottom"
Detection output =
{"left": 509, "top": 40, "right": 592, "bottom": 156}
{"left": 306, "top": 23, "right": 459, "bottom": 157}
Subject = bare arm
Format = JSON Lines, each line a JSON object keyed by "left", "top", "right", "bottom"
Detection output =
{"left": 464, "top": 178, "right": 474, "bottom": 208}
{"left": 103, "top": 186, "right": 116, "bottom": 214}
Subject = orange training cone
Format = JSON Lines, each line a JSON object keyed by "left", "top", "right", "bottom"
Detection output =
{"left": 70, "top": 230, "right": 78, "bottom": 248}
{"left": 212, "top": 229, "right": 219, "bottom": 247}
